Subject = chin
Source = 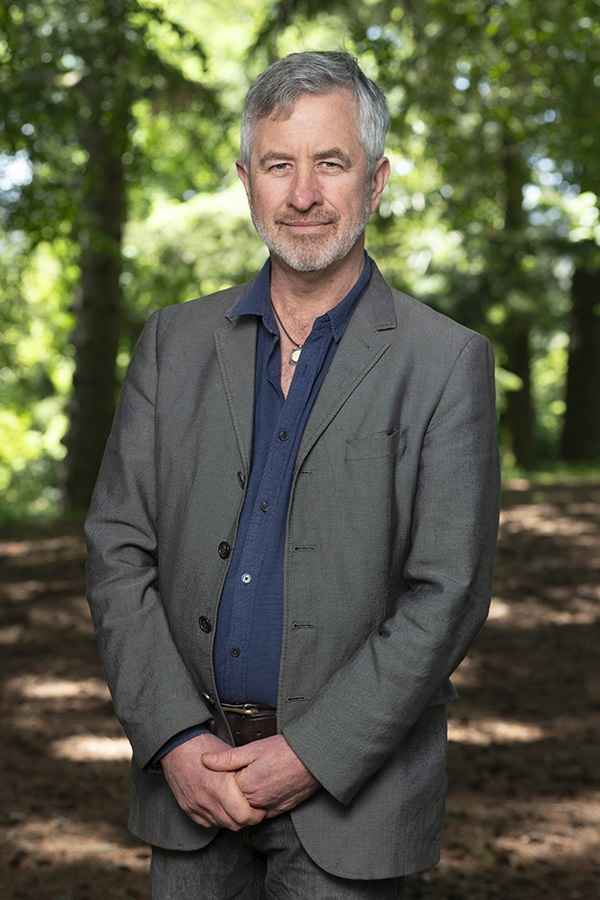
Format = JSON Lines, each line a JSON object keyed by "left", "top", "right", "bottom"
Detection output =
{"left": 271, "top": 236, "right": 362, "bottom": 273}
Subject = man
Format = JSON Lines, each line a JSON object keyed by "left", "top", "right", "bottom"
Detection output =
{"left": 86, "top": 51, "right": 500, "bottom": 899}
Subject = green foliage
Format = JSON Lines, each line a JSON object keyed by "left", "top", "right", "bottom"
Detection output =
{"left": 118, "top": 183, "right": 265, "bottom": 368}
{"left": 0, "top": 0, "right": 232, "bottom": 514}
{"left": 0, "top": 237, "right": 76, "bottom": 520}
{"left": 1, "top": 0, "right": 599, "bottom": 515}
{"left": 0, "top": 0, "right": 221, "bottom": 237}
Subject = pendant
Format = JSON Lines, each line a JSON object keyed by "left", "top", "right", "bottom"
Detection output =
{"left": 289, "top": 347, "right": 302, "bottom": 365}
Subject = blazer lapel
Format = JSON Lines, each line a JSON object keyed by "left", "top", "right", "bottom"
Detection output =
{"left": 211, "top": 264, "right": 397, "bottom": 475}
{"left": 214, "top": 312, "right": 257, "bottom": 473}
{"left": 296, "top": 265, "right": 397, "bottom": 469}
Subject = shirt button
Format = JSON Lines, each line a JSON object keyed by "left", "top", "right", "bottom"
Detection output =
{"left": 260, "top": 500, "right": 270, "bottom": 512}
{"left": 230, "top": 647, "right": 241, "bottom": 658}
{"left": 218, "top": 541, "right": 231, "bottom": 559}
{"left": 278, "top": 431, "right": 289, "bottom": 441}
{"left": 241, "top": 573, "right": 252, "bottom": 584}
{"left": 198, "top": 616, "right": 212, "bottom": 633}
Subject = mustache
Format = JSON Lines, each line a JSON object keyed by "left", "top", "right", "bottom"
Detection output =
{"left": 274, "top": 213, "right": 339, "bottom": 226}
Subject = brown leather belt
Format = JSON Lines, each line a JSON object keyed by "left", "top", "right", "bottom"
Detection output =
{"left": 221, "top": 704, "right": 278, "bottom": 746}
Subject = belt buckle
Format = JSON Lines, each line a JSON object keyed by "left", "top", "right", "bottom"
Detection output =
{"left": 222, "top": 703, "right": 262, "bottom": 717}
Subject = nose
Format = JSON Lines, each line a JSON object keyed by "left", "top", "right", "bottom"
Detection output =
{"left": 287, "top": 168, "right": 323, "bottom": 211}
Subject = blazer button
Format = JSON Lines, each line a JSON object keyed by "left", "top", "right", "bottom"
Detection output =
{"left": 198, "top": 616, "right": 212, "bottom": 633}
{"left": 218, "top": 541, "right": 231, "bottom": 559}
{"left": 237, "top": 471, "right": 246, "bottom": 489}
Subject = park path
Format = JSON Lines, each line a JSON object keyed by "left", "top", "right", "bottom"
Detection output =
{"left": 1, "top": 481, "right": 599, "bottom": 899}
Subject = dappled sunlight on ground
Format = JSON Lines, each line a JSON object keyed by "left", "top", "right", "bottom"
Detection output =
{"left": 8, "top": 815, "right": 148, "bottom": 868}
{"left": 448, "top": 718, "right": 546, "bottom": 744}
{"left": 8, "top": 676, "right": 110, "bottom": 700}
{"left": 1, "top": 484, "right": 599, "bottom": 898}
{"left": 51, "top": 735, "right": 132, "bottom": 762}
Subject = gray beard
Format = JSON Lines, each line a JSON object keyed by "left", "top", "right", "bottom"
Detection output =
{"left": 248, "top": 195, "right": 372, "bottom": 273}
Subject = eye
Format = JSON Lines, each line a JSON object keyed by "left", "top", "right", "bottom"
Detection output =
{"left": 319, "top": 161, "right": 342, "bottom": 171}
{"left": 270, "top": 162, "right": 291, "bottom": 172}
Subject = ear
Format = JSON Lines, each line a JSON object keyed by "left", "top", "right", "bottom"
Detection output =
{"left": 236, "top": 160, "right": 250, "bottom": 198}
{"left": 369, "top": 157, "right": 391, "bottom": 213}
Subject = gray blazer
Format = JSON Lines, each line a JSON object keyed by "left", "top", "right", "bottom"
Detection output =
{"left": 85, "top": 262, "right": 500, "bottom": 879}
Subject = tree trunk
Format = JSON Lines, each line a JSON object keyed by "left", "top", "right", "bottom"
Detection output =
{"left": 560, "top": 261, "right": 600, "bottom": 462}
{"left": 63, "top": 9, "right": 129, "bottom": 510}
{"left": 502, "top": 323, "right": 536, "bottom": 469}
{"left": 499, "top": 129, "right": 536, "bottom": 469}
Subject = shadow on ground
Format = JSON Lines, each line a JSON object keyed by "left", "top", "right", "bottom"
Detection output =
{"left": 1, "top": 483, "right": 599, "bottom": 899}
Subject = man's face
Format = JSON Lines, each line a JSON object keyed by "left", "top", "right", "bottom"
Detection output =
{"left": 237, "top": 90, "right": 389, "bottom": 273}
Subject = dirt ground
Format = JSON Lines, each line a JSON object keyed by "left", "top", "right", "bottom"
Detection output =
{"left": 0, "top": 480, "right": 599, "bottom": 899}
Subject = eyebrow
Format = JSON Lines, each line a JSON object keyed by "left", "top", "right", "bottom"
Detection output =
{"left": 257, "top": 148, "right": 353, "bottom": 168}
{"left": 314, "top": 148, "right": 353, "bottom": 166}
{"left": 258, "top": 151, "right": 294, "bottom": 167}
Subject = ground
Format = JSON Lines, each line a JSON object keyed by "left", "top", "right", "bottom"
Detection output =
{"left": 0, "top": 481, "right": 599, "bottom": 899}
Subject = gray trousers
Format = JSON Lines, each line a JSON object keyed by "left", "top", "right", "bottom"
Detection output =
{"left": 151, "top": 813, "right": 405, "bottom": 900}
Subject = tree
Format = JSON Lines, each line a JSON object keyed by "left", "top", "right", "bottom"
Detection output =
{"left": 561, "top": 245, "right": 600, "bottom": 461}
{"left": 2, "top": 0, "right": 598, "bottom": 517}
{"left": 0, "top": 0, "right": 219, "bottom": 508}
{"left": 254, "top": 0, "right": 600, "bottom": 468}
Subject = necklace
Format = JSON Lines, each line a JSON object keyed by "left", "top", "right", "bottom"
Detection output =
{"left": 271, "top": 303, "right": 303, "bottom": 365}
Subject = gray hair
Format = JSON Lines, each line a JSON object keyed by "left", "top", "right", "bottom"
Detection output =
{"left": 239, "top": 51, "right": 389, "bottom": 174}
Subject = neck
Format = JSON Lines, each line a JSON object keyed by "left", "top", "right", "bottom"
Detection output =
{"left": 269, "top": 241, "right": 365, "bottom": 320}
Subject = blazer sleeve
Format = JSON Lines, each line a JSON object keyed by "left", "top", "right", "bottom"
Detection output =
{"left": 283, "top": 333, "right": 501, "bottom": 804}
{"left": 85, "top": 311, "right": 212, "bottom": 769}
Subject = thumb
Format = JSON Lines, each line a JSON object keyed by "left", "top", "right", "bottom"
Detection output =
{"left": 202, "top": 746, "right": 252, "bottom": 771}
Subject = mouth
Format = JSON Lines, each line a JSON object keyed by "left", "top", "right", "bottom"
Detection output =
{"left": 277, "top": 218, "right": 336, "bottom": 233}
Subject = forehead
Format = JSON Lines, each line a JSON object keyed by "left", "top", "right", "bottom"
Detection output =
{"left": 251, "top": 90, "right": 362, "bottom": 156}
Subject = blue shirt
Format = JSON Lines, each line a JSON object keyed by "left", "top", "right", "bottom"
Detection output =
{"left": 214, "top": 255, "right": 371, "bottom": 706}
{"left": 152, "top": 255, "right": 371, "bottom": 762}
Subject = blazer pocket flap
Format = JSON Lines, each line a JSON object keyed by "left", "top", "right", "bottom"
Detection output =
{"left": 345, "top": 429, "right": 407, "bottom": 460}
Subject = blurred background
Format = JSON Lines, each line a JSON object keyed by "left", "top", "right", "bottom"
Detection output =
{"left": 0, "top": 0, "right": 599, "bottom": 518}
{"left": 0, "top": 2, "right": 598, "bottom": 898}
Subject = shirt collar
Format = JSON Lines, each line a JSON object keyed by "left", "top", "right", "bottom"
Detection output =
{"left": 229, "top": 253, "right": 372, "bottom": 343}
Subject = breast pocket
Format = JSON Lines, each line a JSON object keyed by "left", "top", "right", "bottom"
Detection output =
{"left": 345, "top": 428, "right": 407, "bottom": 460}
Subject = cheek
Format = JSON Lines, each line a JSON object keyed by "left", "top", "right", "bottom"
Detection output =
{"left": 331, "top": 182, "right": 368, "bottom": 214}
{"left": 252, "top": 186, "right": 288, "bottom": 217}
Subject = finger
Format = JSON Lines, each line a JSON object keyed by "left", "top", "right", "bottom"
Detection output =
{"left": 216, "top": 782, "right": 268, "bottom": 828}
{"left": 201, "top": 746, "right": 255, "bottom": 771}
{"left": 234, "top": 765, "right": 266, "bottom": 797}
{"left": 190, "top": 811, "right": 244, "bottom": 831}
{"left": 214, "top": 803, "right": 267, "bottom": 830}
{"left": 186, "top": 798, "right": 266, "bottom": 831}
{"left": 239, "top": 806, "right": 268, "bottom": 826}
{"left": 264, "top": 808, "right": 282, "bottom": 819}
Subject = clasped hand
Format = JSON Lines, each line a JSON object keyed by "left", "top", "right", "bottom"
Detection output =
{"left": 161, "top": 732, "right": 319, "bottom": 831}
